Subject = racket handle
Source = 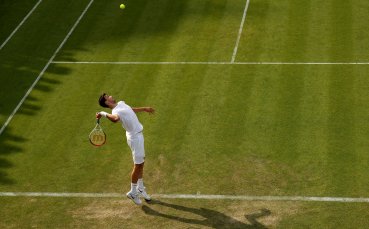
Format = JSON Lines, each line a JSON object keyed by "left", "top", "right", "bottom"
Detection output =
{"left": 96, "top": 118, "right": 100, "bottom": 124}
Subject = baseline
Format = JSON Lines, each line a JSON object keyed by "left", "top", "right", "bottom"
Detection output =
{"left": 51, "top": 61, "right": 369, "bottom": 65}
{"left": 1, "top": 192, "right": 369, "bottom": 203}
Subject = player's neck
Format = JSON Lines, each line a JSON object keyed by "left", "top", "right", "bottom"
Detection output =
{"left": 109, "top": 102, "right": 117, "bottom": 109}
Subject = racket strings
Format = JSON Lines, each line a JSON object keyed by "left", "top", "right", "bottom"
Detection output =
{"left": 89, "top": 122, "right": 106, "bottom": 146}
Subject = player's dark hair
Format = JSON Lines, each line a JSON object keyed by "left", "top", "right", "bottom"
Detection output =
{"left": 98, "top": 93, "right": 109, "bottom": 108}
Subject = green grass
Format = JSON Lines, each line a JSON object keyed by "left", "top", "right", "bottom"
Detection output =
{"left": 238, "top": 0, "right": 369, "bottom": 62}
{"left": 1, "top": 0, "right": 369, "bottom": 228}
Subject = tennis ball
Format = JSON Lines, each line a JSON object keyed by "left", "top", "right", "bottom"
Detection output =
{"left": 120, "top": 4, "right": 125, "bottom": 9}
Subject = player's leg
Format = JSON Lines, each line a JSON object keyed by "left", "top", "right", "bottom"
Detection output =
{"left": 137, "top": 162, "right": 144, "bottom": 187}
{"left": 133, "top": 133, "right": 151, "bottom": 201}
{"left": 131, "top": 163, "right": 143, "bottom": 183}
{"left": 126, "top": 136, "right": 145, "bottom": 205}
{"left": 136, "top": 163, "right": 151, "bottom": 201}
{"left": 126, "top": 163, "right": 144, "bottom": 205}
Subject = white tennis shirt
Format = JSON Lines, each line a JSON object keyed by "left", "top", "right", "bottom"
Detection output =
{"left": 112, "top": 101, "right": 143, "bottom": 138}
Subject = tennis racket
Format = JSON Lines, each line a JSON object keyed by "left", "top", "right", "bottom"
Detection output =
{"left": 89, "top": 119, "right": 106, "bottom": 146}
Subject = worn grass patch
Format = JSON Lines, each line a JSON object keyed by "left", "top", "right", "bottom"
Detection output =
{"left": 71, "top": 199, "right": 301, "bottom": 228}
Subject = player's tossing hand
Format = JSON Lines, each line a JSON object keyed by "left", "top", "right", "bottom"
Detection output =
{"left": 96, "top": 111, "right": 108, "bottom": 119}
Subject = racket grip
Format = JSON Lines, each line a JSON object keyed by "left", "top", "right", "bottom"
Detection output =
{"left": 96, "top": 118, "right": 100, "bottom": 124}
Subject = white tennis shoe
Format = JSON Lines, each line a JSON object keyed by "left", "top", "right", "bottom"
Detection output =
{"left": 137, "top": 187, "right": 151, "bottom": 201}
{"left": 126, "top": 191, "right": 142, "bottom": 205}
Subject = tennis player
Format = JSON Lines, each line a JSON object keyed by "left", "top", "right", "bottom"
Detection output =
{"left": 96, "top": 93, "right": 154, "bottom": 205}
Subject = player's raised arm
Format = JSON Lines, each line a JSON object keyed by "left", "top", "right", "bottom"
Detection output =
{"left": 132, "top": 107, "right": 155, "bottom": 114}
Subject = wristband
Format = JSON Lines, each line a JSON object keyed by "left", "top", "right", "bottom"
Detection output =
{"left": 99, "top": 111, "right": 108, "bottom": 117}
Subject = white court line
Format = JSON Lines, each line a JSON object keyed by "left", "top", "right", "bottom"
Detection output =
{"left": 1, "top": 192, "right": 369, "bottom": 203}
{"left": 231, "top": 0, "right": 251, "bottom": 63}
{"left": 52, "top": 61, "right": 369, "bottom": 65}
{"left": 0, "top": 0, "right": 95, "bottom": 136}
{"left": 0, "top": 0, "right": 43, "bottom": 51}
{"left": 52, "top": 61, "right": 232, "bottom": 65}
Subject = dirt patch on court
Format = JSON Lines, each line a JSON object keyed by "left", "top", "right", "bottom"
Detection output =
{"left": 71, "top": 199, "right": 301, "bottom": 228}
{"left": 226, "top": 201, "right": 301, "bottom": 228}
{"left": 71, "top": 200, "right": 141, "bottom": 220}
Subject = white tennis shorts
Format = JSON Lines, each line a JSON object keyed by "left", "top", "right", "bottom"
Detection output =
{"left": 126, "top": 132, "right": 145, "bottom": 164}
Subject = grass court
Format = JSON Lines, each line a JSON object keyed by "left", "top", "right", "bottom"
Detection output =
{"left": 1, "top": 0, "right": 369, "bottom": 228}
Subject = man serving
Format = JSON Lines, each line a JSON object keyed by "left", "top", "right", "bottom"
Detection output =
{"left": 96, "top": 93, "right": 155, "bottom": 205}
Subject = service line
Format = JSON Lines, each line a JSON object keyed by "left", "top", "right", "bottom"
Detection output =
{"left": 231, "top": 0, "right": 251, "bottom": 63}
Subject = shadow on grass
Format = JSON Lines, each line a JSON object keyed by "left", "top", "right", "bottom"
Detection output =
{"left": 142, "top": 200, "right": 271, "bottom": 229}
{"left": 0, "top": 126, "right": 28, "bottom": 184}
{"left": 0, "top": 59, "right": 67, "bottom": 185}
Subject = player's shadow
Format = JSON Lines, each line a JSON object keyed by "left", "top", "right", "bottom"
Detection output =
{"left": 142, "top": 200, "right": 271, "bottom": 229}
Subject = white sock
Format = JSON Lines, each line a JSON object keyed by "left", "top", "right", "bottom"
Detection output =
{"left": 130, "top": 183, "right": 138, "bottom": 194}
{"left": 137, "top": 178, "right": 144, "bottom": 190}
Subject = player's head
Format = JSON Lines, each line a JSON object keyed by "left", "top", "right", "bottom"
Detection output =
{"left": 98, "top": 93, "right": 109, "bottom": 108}
{"left": 99, "top": 93, "right": 116, "bottom": 108}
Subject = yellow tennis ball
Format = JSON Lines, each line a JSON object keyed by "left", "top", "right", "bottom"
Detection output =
{"left": 120, "top": 4, "right": 125, "bottom": 9}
